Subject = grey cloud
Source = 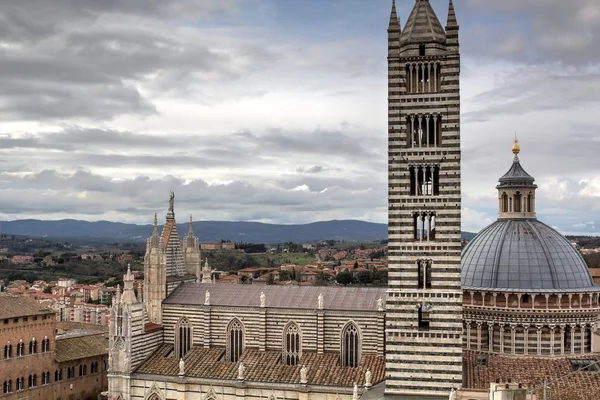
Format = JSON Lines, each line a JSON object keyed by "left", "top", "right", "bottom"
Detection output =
{"left": 462, "top": 0, "right": 600, "bottom": 64}
{"left": 0, "top": 0, "right": 270, "bottom": 121}
{"left": 0, "top": 169, "right": 386, "bottom": 224}
{"left": 464, "top": 70, "right": 600, "bottom": 122}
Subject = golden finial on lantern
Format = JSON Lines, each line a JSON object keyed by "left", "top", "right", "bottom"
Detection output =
{"left": 512, "top": 132, "right": 520, "bottom": 156}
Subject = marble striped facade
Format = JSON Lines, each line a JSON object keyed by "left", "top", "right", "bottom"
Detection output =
{"left": 162, "top": 304, "right": 385, "bottom": 356}
{"left": 385, "top": 1, "right": 463, "bottom": 398}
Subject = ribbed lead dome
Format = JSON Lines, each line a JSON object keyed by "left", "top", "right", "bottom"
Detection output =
{"left": 462, "top": 219, "right": 596, "bottom": 291}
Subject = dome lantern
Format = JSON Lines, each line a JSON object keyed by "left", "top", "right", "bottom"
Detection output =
{"left": 496, "top": 139, "right": 537, "bottom": 220}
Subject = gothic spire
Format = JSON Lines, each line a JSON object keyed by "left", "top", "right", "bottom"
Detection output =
{"left": 388, "top": 0, "right": 400, "bottom": 31}
{"left": 446, "top": 0, "right": 458, "bottom": 28}
{"left": 150, "top": 213, "right": 160, "bottom": 248}
{"left": 400, "top": 0, "right": 446, "bottom": 46}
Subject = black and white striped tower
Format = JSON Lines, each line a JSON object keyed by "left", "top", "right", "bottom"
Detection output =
{"left": 385, "top": 0, "right": 463, "bottom": 398}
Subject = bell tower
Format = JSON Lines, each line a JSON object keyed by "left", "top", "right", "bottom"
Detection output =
{"left": 386, "top": 0, "right": 463, "bottom": 398}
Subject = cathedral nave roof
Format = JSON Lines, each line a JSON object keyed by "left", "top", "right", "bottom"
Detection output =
{"left": 163, "top": 283, "right": 387, "bottom": 312}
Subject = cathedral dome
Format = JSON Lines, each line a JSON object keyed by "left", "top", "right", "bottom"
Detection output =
{"left": 461, "top": 219, "right": 596, "bottom": 291}
{"left": 461, "top": 142, "right": 598, "bottom": 292}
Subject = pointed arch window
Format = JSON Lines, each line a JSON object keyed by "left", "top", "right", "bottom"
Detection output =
{"left": 16, "top": 341, "right": 24, "bottom": 357}
{"left": 29, "top": 338, "right": 37, "bottom": 354}
{"left": 283, "top": 322, "right": 301, "bottom": 366}
{"left": 16, "top": 377, "right": 24, "bottom": 391}
{"left": 3, "top": 380, "right": 11, "bottom": 394}
{"left": 176, "top": 317, "right": 192, "bottom": 359}
{"left": 341, "top": 322, "right": 360, "bottom": 367}
{"left": 41, "top": 336, "right": 50, "bottom": 352}
{"left": 4, "top": 342, "right": 11, "bottom": 359}
{"left": 227, "top": 319, "right": 244, "bottom": 362}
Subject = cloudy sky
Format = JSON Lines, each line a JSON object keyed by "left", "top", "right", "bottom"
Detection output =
{"left": 1, "top": 0, "right": 600, "bottom": 235}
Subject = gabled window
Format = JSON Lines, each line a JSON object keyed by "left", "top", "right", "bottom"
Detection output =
{"left": 227, "top": 319, "right": 244, "bottom": 362}
{"left": 176, "top": 317, "right": 192, "bottom": 359}
{"left": 283, "top": 322, "right": 301, "bottom": 366}
{"left": 341, "top": 322, "right": 360, "bottom": 368}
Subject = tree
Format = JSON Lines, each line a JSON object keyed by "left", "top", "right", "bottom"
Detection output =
{"left": 357, "top": 270, "right": 373, "bottom": 285}
{"left": 279, "top": 270, "right": 291, "bottom": 281}
{"left": 267, "top": 273, "right": 275, "bottom": 285}
{"left": 336, "top": 269, "right": 354, "bottom": 286}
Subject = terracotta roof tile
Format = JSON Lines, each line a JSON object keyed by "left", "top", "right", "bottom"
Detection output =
{"left": 55, "top": 332, "right": 109, "bottom": 363}
{"left": 0, "top": 293, "right": 55, "bottom": 319}
{"left": 136, "top": 345, "right": 384, "bottom": 387}
{"left": 464, "top": 350, "right": 600, "bottom": 400}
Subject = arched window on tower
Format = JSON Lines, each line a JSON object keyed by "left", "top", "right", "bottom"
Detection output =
{"left": 417, "top": 260, "right": 433, "bottom": 290}
{"left": 419, "top": 44, "right": 426, "bottom": 56}
{"left": 418, "top": 304, "right": 430, "bottom": 330}
{"left": 3, "top": 380, "right": 11, "bottom": 394}
{"left": 502, "top": 192, "right": 508, "bottom": 213}
{"left": 283, "top": 322, "right": 301, "bottom": 366}
{"left": 527, "top": 192, "right": 533, "bottom": 213}
{"left": 227, "top": 319, "right": 244, "bottom": 362}
{"left": 29, "top": 339, "right": 36, "bottom": 355}
{"left": 514, "top": 191, "right": 522, "bottom": 212}
{"left": 341, "top": 322, "right": 360, "bottom": 368}
{"left": 176, "top": 317, "right": 192, "bottom": 359}
{"left": 16, "top": 341, "right": 24, "bottom": 357}
{"left": 4, "top": 342, "right": 11, "bottom": 359}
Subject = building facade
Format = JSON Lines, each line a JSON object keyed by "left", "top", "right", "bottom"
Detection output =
{"left": 108, "top": 197, "right": 387, "bottom": 400}
{"left": 0, "top": 295, "right": 108, "bottom": 400}
{"left": 385, "top": 0, "right": 463, "bottom": 397}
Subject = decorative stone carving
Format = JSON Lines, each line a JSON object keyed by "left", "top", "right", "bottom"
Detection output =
{"left": 179, "top": 358, "right": 185, "bottom": 376}
{"left": 449, "top": 387, "right": 456, "bottom": 400}
{"left": 365, "top": 368, "right": 372, "bottom": 387}
{"left": 377, "top": 297, "right": 384, "bottom": 311}
{"left": 205, "top": 291, "right": 210, "bottom": 306}
{"left": 237, "top": 362, "right": 245, "bottom": 380}
{"left": 352, "top": 382, "right": 358, "bottom": 400}
{"left": 318, "top": 293, "right": 324, "bottom": 310}
{"left": 300, "top": 364, "right": 308, "bottom": 384}
{"left": 260, "top": 292, "right": 266, "bottom": 308}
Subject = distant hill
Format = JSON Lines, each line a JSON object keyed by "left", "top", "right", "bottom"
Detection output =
{"left": 0, "top": 219, "right": 476, "bottom": 244}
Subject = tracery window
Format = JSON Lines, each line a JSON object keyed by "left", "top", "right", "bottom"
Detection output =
{"left": 283, "top": 322, "right": 301, "bottom": 366}
{"left": 4, "top": 342, "right": 11, "bottom": 359}
{"left": 341, "top": 322, "right": 360, "bottom": 368}
{"left": 177, "top": 317, "right": 192, "bottom": 359}
{"left": 227, "top": 319, "right": 244, "bottom": 362}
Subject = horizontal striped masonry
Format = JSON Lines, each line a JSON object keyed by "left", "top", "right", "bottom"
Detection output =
{"left": 386, "top": 0, "right": 463, "bottom": 398}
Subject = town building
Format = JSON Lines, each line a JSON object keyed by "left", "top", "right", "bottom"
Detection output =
{"left": 0, "top": 294, "right": 109, "bottom": 400}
